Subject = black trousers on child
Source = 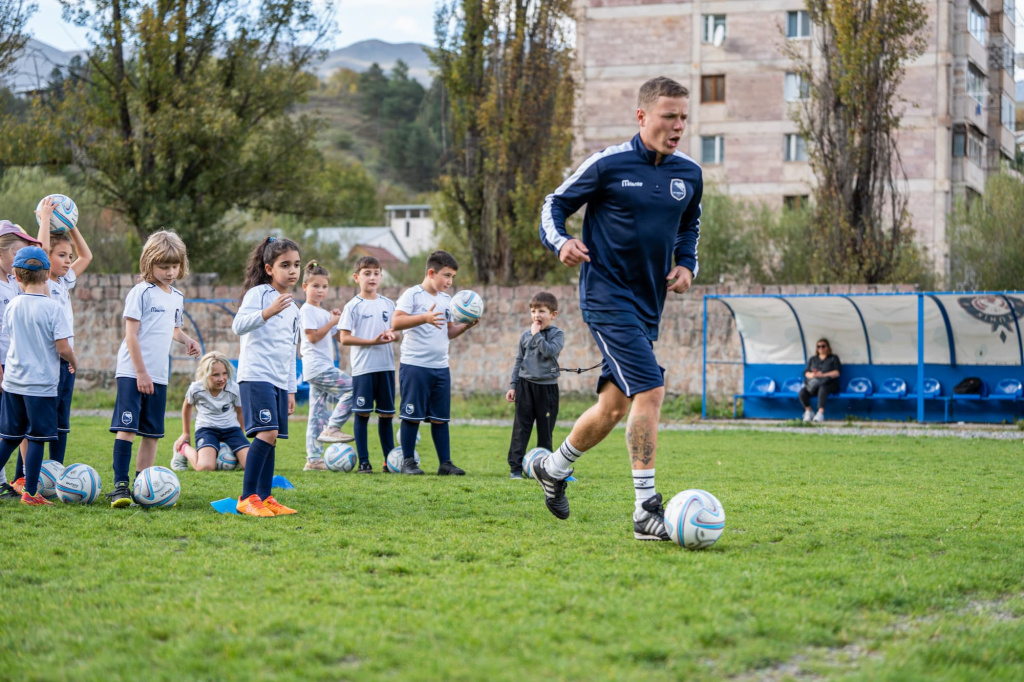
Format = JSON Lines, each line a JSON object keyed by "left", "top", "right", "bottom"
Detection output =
{"left": 507, "top": 380, "right": 559, "bottom": 473}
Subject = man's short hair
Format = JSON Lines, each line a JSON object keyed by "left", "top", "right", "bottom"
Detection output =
{"left": 530, "top": 292, "right": 558, "bottom": 312}
{"left": 638, "top": 77, "right": 689, "bottom": 111}
{"left": 426, "top": 250, "right": 458, "bottom": 273}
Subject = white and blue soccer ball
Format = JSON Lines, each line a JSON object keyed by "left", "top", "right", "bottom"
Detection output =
{"left": 216, "top": 443, "right": 239, "bottom": 470}
{"left": 133, "top": 466, "right": 181, "bottom": 508}
{"left": 324, "top": 443, "right": 357, "bottom": 472}
{"left": 386, "top": 446, "right": 421, "bottom": 473}
{"left": 38, "top": 460, "right": 66, "bottom": 498}
{"left": 35, "top": 194, "right": 79, "bottom": 234}
{"left": 451, "top": 289, "right": 484, "bottom": 325}
{"left": 55, "top": 463, "right": 101, "bottom": 504}
{"left": 522, "top": 447, "right": 550, "bottom": 480}
{"left": 663, "top": 489, "right": 726, "bottom": 550}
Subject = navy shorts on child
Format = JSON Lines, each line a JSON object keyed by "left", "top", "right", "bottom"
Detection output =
{"left": 56, "top": 359, "right": 75, "bottom": 433}
{"left": 240, "top": 381, "right": 290, "bottom": 438}
{"left": 195, "top": 425, "right": 250, "bottom": 453}
{"left": 0, "top": 392, "right": 58, "bottom": 441}
{"left": 398, "top": 365, "right": 451, "bottom": 421}
{"left": 110, "top": 377, "right": 168, "bottom": 437}
{"left": 352, "top": 370, "right": 396, "bottom": 415}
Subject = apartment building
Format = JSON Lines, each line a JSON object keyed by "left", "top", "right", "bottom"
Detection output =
{"left": 575, "top": 0, "right": 1017, "bottom": 274}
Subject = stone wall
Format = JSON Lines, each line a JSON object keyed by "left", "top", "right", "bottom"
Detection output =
{"left": 70, "top": 273, "right": 913, "bottom": 398}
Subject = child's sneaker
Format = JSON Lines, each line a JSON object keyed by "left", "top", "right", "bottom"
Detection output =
{"left": 236, "top": 494, "right": 274, "bottom": 517}
{"left": 317, "top": 427, "right": 355, "bottom": 444}
{"left": 262, "top": 496, "right": 297, "bottom": 515}
{"left": 21, "top": 492, "right": 53, "bottom": 506}
{"left": 356, "top": 461, "right": 373, "bottom": 474}
{"left": 381, "top": 461, "right": 389, "bottom": 473}
{"left": 0, "top": 482, "right": 20, "bottom": 500}
{"left": 437, "top": 461, "right": 465, "bottom": 476}
{"left": 510, "top": 472, "right": 524, "bottom": 480}
{"left": 170, "top": 448, "right": 189, "bottom": 472}
{"left": 10, "top": 477, "right": 25, "bottom": 495}
{"left": 303, "top": 459, "right": 328, "bottom": 471}
{"left": 106, "top": 481, "right": 133, "bottom": 508}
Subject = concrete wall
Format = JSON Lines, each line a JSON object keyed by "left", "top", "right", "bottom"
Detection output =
{"left": 70, "top": 273, "right": 912, "bottom": 399}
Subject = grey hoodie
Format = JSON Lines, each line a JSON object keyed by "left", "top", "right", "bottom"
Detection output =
{"left": 509, "top": 325, "right": 564, "bottom": 387}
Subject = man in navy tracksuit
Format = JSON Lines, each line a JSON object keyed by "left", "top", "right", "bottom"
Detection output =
{"left": 533, "top": 76, "right": 702, "bottom": 541}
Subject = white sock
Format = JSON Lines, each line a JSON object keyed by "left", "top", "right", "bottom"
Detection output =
{"left": 546, "top": 439, "right": 583, "bottom": 478}
{"left": 633, "top": 469, "right": 656, "bottom": 513}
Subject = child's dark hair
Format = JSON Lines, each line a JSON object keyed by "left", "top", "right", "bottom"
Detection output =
{"left": 304, "top": 260, "right": 329, "bottom": 284}
{"left": 241, "top": 237, "right": 301, "bottom": 296}
{"left": 530, "top": 292, "right": 558, "bottom": 312}
{"left": 355, "top": 256, "right": 381, "bottom": 272}
{"left": 426, "top": 250, "right": 458, "bottom": 274}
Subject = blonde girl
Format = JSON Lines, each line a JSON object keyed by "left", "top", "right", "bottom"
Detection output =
{"left": 172, "top": 351, "right": 249, "bottom": 472}
{"left": 299, "top": 260, "right": 354, "bottom": 470}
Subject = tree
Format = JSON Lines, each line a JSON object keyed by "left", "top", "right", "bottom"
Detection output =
{"left": 0, "top": 0, "right": 34, "bottom": 80}
{"left": 783, "top": 0, "right": 931, "bottom": 283}
{"left": 432, "top": 0, "right": 576, "bottom": 285}
{"left": 0, "top": 0, "right": 380, "bottom": 270}
{"left": 949, "top": 173, "right": 1024, "bottom": 290}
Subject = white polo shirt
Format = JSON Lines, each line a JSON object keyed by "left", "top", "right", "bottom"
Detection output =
{"left": 185, "top": 379, "right": 242, "bottom": 430}
{"left": 2, "top": 293, "right": 71, "bottom": 397}
{"left": 339, "top": 294, "right": 396, "bottom": 376}
{"left": 115, "top": 282, "right": 184, "bottom": 386}
{"left": 396, "top": 285, "right": 451, "bottom": 369}
{"left": 232, "top": 284, "right": 299, "bottom": 393}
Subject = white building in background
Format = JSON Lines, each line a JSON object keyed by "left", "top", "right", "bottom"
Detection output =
{"left": 385, "top": 204, "right": 435, "bottom": 256}
{"left": 308, "top": 226, "right": 409, "bottom": 263}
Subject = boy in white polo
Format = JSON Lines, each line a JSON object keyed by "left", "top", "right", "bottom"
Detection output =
{"left": 0, "top": 246, "right": 77, "bottom": 506}
{"left": 339, "top": 256, "right": 397, "bottom": 473}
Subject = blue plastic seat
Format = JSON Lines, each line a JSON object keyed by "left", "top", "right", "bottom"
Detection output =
{"left": 780, "top": 377, "right": 803, "bottom": 394}
{"left": 877, "top": 377, "right": 907, "bottom": 398}
{"left": 747, "top": 376, "right": 777, "bottom": 396}
{"left": 840, "top": 377, "right": 873, "bottom": 398}
{"left": 986, "top": 378, "right": 1023, "bottom": 402}
{"left": 920, "top": 378, "right": 941, "bottom": 398}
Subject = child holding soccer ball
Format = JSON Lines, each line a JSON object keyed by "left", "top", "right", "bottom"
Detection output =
{"left": 339, "top": 256, "right": 397, "bottom": 473}
{"left": 172, "top": 351, "right": 249, "bottom": 472}
{"left": 299, "top": 260, "right": 355, "bottom": 471}
{"left": 231, "top": 237, "right": 302, "bottom": 517}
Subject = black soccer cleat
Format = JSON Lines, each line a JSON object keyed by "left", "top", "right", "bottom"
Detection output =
{"left": 633, "top": 493, "right": 671, "bottom": 541}
{"left": 381, "top": 461, "right": 389, "bottom": 473}
{"left": 533, "top": 456, "right": 570, "bottom": 520}
{"left": 106, "top": 481, "right": 134, "bottom": 508}
{"left": 509, "top": 472, "right": 524, "bottom": 480}
{"left": 400, "top": 458, "right": 424, "bottom": 475}
{"left": 0, "top": 482, "right": 20, "bottom": 500}
{"left": 356, "top": 461, "right": 373, "bottom": 474}
{"left": 437, "top": 461, "right": 465, "bottom": 476}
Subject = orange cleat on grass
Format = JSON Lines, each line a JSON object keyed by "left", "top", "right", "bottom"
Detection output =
{"left": 11, "top": 477, "right": 25, "bottom": 495}
{"left": 236, "top": 494, "right": 274, "bottom": 517}
{"left": 262, "top": 496, "right": 297, "bottom": 515}
{"left": 21, "top": 492, "right": 53, "bottom": 506}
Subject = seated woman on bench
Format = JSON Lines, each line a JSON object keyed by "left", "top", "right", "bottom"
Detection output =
{"left": 800, "top": 338, "right": 841, "bottom": 422}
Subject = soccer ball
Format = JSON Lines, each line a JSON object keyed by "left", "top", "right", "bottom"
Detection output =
{"left": 35, "top": 194, "right": 79, "bottom": 234}
{"left": 55, "top": 463, "right": 101, "bottom": 504}
{"left": 216, "top": 443, "right": 239, "bottom": 470}
{"left": 451, "top": 290, "right": 484, "bottom": 325}
{"left": 324, "top": 443, "right": 357, "bottom": 472}
{"left": 386, "top": 446, "right": 421, "bottom": 473}
{"left": 38, "top": 460, "right": 66, "bottom": 498}
{"left": 133, "top": 466, "right": 181, "bottom": 508}
{"left": 663, "top": 489, "right": 726, "bottom": 550}
{"left": 523, "top": 447, "right": 550, "bottom": 479}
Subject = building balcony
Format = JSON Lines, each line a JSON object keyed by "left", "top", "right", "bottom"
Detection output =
{"left": 952, "top": 157, "right": 987, "bottom": 193}
{"left": 966, "top": 33, "right": 989, "bottom": 72}
{"left": 999, "top": 9, "right": 1015, "bottom": 41}
{"left": 999, "top": 67, "right": 1015, "bottom": 96}
{"left": 999, "top": 124, "right": 1016, "bottom": 156}
{"left": 955, "top": 94, "right": 988, "bottom": 130}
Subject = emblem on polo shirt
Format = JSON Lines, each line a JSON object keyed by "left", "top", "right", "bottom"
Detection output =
{"left": 259, "top": 409, "right": 271, "bottom": 424}
{"left": 670, "top": 178, "right": 687, "bottom": 201}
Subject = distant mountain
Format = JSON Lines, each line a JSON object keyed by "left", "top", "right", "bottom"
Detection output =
{"left": 316, "top": 40, "right": 432, "bottom": 85}
{"left": 4, "top": 38, "right": 86, "bottom": 94}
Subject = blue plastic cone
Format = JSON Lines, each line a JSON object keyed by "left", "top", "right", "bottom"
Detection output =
{"left": 271, "top": 475, "right": 295, "bottom": 490}
{"left": 210, "top": 498, "right": 240, "bottom": 514}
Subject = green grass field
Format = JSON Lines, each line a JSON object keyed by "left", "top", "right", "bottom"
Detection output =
{"left": 2, "top": 418, "right": 1023, "bottom": 680}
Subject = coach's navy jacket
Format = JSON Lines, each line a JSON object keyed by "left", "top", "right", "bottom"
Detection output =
{"left": 539, "top": 133, "right": 702, "bottom": 339}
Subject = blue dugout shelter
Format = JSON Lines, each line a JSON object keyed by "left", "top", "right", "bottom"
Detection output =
{"left": 702, "top": 291, "right": 1024, "bottom": 423}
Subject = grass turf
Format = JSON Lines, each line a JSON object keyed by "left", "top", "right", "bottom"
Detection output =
{"left": 2, "top": 418, "right": 1023, "bottom": 680}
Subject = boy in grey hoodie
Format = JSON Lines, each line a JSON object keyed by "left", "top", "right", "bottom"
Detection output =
{"left": 505, "top": 292, "right": 564, "bottom": 478}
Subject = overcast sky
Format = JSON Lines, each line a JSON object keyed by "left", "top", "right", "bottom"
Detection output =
{"left": 28, "top": 0, "right": 438, "bottom": 51}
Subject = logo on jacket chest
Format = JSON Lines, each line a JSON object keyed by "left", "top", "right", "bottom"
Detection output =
{"left": 621, "top": 180, "right": 644, "bottom": 188}
{"left": 670, "top": 178, "right": 687, "bottom": 201}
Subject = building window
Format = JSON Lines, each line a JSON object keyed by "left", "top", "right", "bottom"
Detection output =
{"left": 784, "top": 134, "right": 808, "bottom": 162}
{"left": 784, "top": 195, "right": 809, "bottom": 211}
{"left": 702, "top": 15, "right": 726, "bottom": 44}
{"left": 784, "top": 72, "right": 810, "bottom": 101}
{"left": 968, "top": 3, "right": 987, "bottom": 46}
{"left": 966, "top": 64, "right": 986, "bottom": 101}
{"left": 787, "top": 10, "right": 811, "bottom": 39}
{"left": 701, "top": 75, "right": 725, "bottom": 103}
{"left": 701, "top": 135, "right": 725, "bottom": 164}
{"left": 410, "top": 209, "right": 421, "bottom": 218}
{"left": 1001, "top": 93, "right": 1015, "bottom": 131}
{"left": 1006, "top": 1, "right": 1016, "bottom": 24}
{"left": 967, "top": 130, "right": 984, "bottom": 163}
{"left": 952, "top": 124, "right": 967, "bottom": 157}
